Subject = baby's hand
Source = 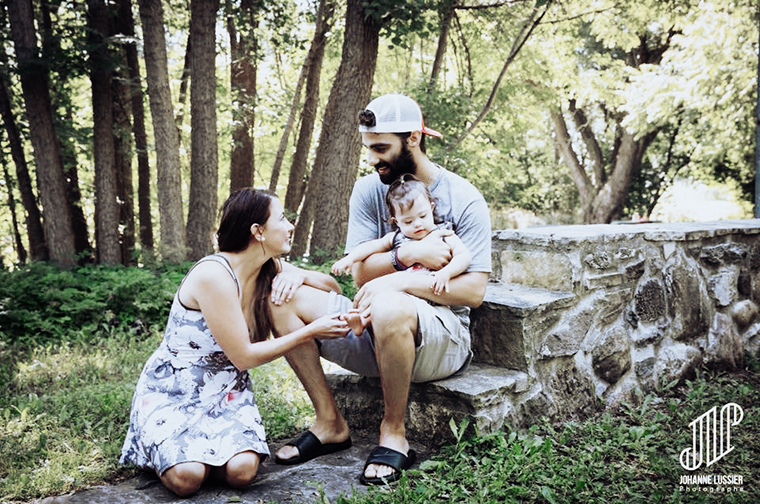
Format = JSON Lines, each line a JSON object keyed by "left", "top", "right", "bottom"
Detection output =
{"left": 430, "top": 271, "right": 451, "bottom": 296}
{"left": 331, "top": 256, "right": 353, "bottom": 276}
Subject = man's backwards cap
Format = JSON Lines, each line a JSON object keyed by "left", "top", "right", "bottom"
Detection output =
{"left": 358, "top": 93, "right": 442, "bottom": 138}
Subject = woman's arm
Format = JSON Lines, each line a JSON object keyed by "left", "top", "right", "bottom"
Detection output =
{"left": 187, "top": 261, "right": 348, "bottom": 371}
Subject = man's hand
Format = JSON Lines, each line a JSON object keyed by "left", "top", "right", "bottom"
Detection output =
{"left": 353, "top": 272, "right": 408, "bottom": 316}
{"left": 398, "top": 228, "right": 453, "bottom": 270}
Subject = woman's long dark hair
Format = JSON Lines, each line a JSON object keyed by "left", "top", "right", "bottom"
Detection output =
{"left": 216, "top": 188, "right": 278, "bottom": 343}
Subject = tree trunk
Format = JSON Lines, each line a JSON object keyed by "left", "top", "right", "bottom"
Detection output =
{"left": 176, "top": 37, "right": 192, "bottom": 146}
{"left": 40, "top": 1, "right": 92, "bottom": 261}
{"left": 283, "top": 0, "right": 334, "bottom": 217}
{"left": 552, "top": 106, "right": 660, "bottom": 224}
{"left": 137, "top": 0, "right": 186, "bottom": 262}
{"left": 87, "top": 0, "right": 122, "bottom": 265}
{"left": 120, "top": 0, "right": 154, "bottom": 254}
{"left": 269, "top": 61, "right": 305, "bottom": 194}
{"left": 299, "top": 0, "right": 379, "bottom": 260}
{"left": 429, "top": 0, "right": 456, "bottom": 90}
{"left": 227, "top": 0, "right": 257, "bottom": 193}
{"left": 588, "top": 129, "right": 658, "bottom": 223}
{"left": 0, "top": 65, "right": 47, "bottom": 261}
{"left": 1, "top": 152, "right": 27, "bottom": 264}
{"left": 112, "top": 49, "right": 137, "bottom": 265}
{"left": 186, "top": 0, "right": 220, "bottom": 260}
{"left": 7, "top": 0, "right": 76, "bottom": 266}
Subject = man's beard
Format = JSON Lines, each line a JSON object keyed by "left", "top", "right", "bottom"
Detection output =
{"left": 376, "top": 142, "right": 417, "bottom": 184}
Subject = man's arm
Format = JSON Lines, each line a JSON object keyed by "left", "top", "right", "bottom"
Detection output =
{"left": 352, "top": 229, "right": 454, "bottom": 286}
{"left": 353, "top": 270, "right": 488, "bottom": 314}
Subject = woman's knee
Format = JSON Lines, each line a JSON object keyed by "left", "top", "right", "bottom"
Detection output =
{"left": 225, "top": 452, "right": 260, "bottom": 488}
{"left": 161, "top": 462, "right": 208, "bottom": 497}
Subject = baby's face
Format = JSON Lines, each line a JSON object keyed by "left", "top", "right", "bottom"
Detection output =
{"left": 393, "top": 194, "right": 437, "bottom": 239}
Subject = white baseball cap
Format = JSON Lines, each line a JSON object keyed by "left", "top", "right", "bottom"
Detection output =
{"left": 358, "top": 93, "right": 442, "bottom": 138}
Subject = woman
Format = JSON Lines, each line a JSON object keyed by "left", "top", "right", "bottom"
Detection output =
{"left": 120, "top": 188, "right": 349, "bottom": 497}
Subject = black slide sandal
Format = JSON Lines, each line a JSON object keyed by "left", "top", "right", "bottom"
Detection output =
{"left": 359, "top": 446, "right": 417, "bottom": 485}
{"left": 274, "top": 430, "right": 352, "bottom": 466}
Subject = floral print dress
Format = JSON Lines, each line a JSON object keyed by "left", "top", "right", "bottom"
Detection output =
{"left": 120, "top": 255, "right": 270, "bottom": 475}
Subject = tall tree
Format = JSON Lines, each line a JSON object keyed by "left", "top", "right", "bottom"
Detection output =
{"left": 278, "top": 0, "right": 335, "bottom": 203}
{"left": 112, "top": 51, "right": 137, "bottom": 265}
{"left": 186, "top": 0, "right": 220, "bottom": 260}
{"left": 87, "top": 0, "right": 122, "bottom": 265}
{"left": 137, "top": 0, "right": 186, "bottom": 262}
{"left": 0, "top": 61, "right": 47, "bottom": 261}
{"left": 0, "top": 146, "right": 26, "bottom": 264}
{"left": 227, "top": 0, "right": 258, "bottom": 193}
{"left": 6, "top": 0, "right": 76, "bottom": 266}
{"left": 544, "top": 0, "right": 686, "bottom": 223}
{"left": 295, "top": 0, "right": 380, "bottom": 259}
{"left": 39, "top": 0, "right": 92, "bottom": 261}
{"left": 119, "top": 0, "right": 153, "bottom": 255}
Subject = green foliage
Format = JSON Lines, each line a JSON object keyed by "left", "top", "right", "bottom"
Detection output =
{"left": 332, "top": 361, "right": 760, "bottom": 503}
{"left": 0, "top": 263, "right": 314, "bottom": 501}
{"left": 0, "top": 261, "right": 188, "bottom": 346}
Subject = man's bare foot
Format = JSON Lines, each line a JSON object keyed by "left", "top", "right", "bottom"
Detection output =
{"left": 363, "top": 430, "right": 410, "bottom": 480}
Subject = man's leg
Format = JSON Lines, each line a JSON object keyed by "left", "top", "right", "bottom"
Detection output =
{"left": 269, "top": 286, "right": 350, "bottom": 461}
{"left": 363, "top": 292, "right": 418, "bottom": 480}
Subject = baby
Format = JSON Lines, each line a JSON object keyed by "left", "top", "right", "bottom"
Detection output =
{"left": 332, "top": 174, "right": 471, "bottom": 332}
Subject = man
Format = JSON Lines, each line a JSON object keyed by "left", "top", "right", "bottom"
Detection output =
{"left": 272, "top": 93, "right": 491, "bottom": 485}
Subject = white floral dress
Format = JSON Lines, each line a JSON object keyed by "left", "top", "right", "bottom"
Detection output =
{"left": 120, "top": 255, "right": 269, "bottom": 475}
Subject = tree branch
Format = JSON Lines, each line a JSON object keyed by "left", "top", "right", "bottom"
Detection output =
{"left": 568, "top": 99, "right": 606, "bottom": 188}
{"left": 447, "top": 0, "right": 552, "bottom": 151}
{"left": 551, "top": 107, "right": 595, "bottom": 209}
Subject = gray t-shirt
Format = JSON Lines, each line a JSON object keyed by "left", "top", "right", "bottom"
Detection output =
{"left": 345, "top": 166, "right": 492, "bottom": 325}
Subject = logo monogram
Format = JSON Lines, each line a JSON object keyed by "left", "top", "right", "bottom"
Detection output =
{"left": 680, "top": 403, "right": 744, "bottom": 471}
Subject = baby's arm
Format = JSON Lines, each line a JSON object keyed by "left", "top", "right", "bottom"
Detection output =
{"left": 430, "top": 233, "right": 472, "bottom": 295}
{"left": 331, "top": 232, "right": 395, "bottom": 276}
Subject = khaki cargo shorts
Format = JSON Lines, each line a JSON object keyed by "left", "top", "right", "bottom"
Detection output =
{"left": 318, "top": 291, "right": 472, "bottom": 383}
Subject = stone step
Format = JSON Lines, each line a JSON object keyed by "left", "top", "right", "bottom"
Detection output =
{"left": 470, "top": 282, "right": 575, "bottom": 369}
{"left": 326, "top": 363, "right": 532, "bottom": 446}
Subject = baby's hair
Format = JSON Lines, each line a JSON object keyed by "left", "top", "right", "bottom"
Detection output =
{"left": 385, "top": 174, "right": 441, "bottom": 226}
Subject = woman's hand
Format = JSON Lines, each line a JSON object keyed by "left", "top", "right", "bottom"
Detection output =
{"left": 307, "top": 313, "right": 350, "bottom": 339}
{"left": 271, "top": 269, "right": 306, "bottom": 305}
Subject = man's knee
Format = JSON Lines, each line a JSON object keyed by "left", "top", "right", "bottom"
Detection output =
{"left": 370, "top": 294, "right": 417, "bottom": 337}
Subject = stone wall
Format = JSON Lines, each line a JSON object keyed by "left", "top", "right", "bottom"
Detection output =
{"left": 479, "top": 219, "right": 760, "bottom": 426}
{"left": 327, "top": 220, "right": 760, "bottom": 444}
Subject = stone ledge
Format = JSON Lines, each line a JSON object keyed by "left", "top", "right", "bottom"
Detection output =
{"left": 480, "top": 281, "right": 575, "bottom": 317}
{"left": 494, "top": 219, "right": 760, "bottom": 244}
{"left": 326, "top": 364, "right": 530, "bottom": 446}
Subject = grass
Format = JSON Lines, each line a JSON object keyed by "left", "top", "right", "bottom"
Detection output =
{"left": 334, "top": 362, "right": 760, "bottom": 504}
{"left": 0, "top": 262, "right": 758, "bottom": 503}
